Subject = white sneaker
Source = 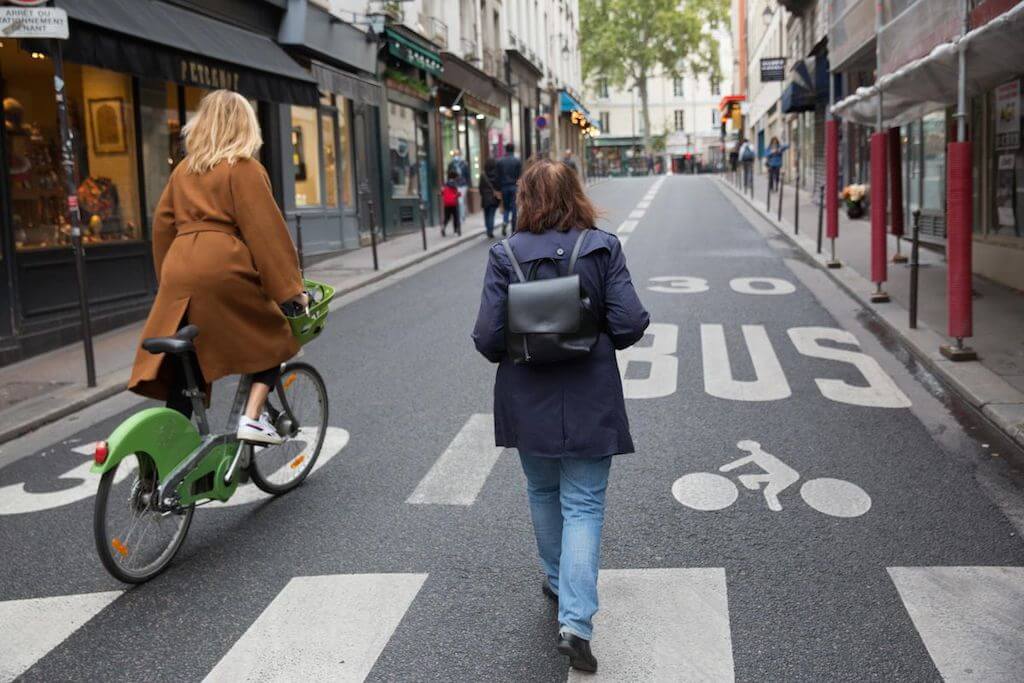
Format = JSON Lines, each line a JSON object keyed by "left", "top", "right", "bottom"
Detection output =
{"left": 237, "top": 413, "right": 284, "bottom": 445}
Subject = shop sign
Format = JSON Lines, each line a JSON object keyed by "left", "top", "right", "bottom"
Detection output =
{"left": 0, "top": 6, "right": 68, "bottom": 39}
{"left": 994, "top": 79, "right": 1020, "bottom": 151}
{"left": 178, "top": 58, "right": 241, "bottom": 91}
{"left": 760, "top": 58, "right": 786, "bottom": 82}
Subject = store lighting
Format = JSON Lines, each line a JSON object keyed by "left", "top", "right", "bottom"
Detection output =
{"left": 451, "top": 104, "right": 462, "bottom": 112}
{"left": 475, "top": 113, "right": 485, "bottom": 120}
{"left": 439, "top": 106, "right": 449, "bottom": 114}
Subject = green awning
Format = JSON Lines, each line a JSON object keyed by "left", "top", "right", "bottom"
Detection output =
{"left": 385, "top": 28, "right": 442, "bottom": 76}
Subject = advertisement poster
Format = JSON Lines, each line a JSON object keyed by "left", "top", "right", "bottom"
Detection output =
{"left": 994, "top": 153, "right": 1017, "bottom": 231}
{"left": 994, "top": 79, "right": 1020, "bottom": 151}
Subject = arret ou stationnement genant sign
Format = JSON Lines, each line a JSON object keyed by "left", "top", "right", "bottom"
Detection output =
{"left": 0, "top": 2, "right": 69, "bottom": 40}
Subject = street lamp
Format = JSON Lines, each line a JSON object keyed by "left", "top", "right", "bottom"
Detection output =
{"left": 762, "top": 2, "right": 775, "bottom": 26}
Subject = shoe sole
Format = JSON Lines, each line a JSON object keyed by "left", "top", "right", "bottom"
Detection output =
{"left": 556, "top": 642, "right": 597, "bottom": 673}
{"left": 236, "top": 430, "right": 284, "bottom": 446}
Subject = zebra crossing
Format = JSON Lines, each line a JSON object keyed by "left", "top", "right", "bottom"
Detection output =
{"left": 4, "top": 566, "right": 1022, "bottom": 681}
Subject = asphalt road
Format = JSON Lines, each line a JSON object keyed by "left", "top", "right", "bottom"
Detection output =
{"left": 2, "top": 176, "right": 1023, "bottom": 682}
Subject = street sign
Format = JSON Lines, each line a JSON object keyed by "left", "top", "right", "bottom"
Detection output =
{"left": 535, "top": 115, "right": 548, "bottom": 129}
{"left": 760, "top": 57, "right": 786, "bottom": 82}
{"left": 0, "top": 6, "right": 68, "bottom": 39}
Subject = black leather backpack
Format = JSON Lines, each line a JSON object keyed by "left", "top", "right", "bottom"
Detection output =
{"left": 502, "top": 229, "right": 600, "bottom": 365}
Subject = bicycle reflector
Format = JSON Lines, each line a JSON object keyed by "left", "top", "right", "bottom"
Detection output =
{"left": 93, "top": 441, "right": 109, "bottom": 465}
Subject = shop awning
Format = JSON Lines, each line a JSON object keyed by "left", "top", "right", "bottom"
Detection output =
{"left": 385, "top": 28, "right": 442, "bottom": 77}
{"left": 312, "top": 63, "right": 382, "bottom": 107}
{"left": 439, "top": 52, "right": 509, "bottom": 115}
{"left": 52, "top": 0, "right": 319, "bottom": 106}
{"left": 718, "top": 94, "right": 745, "bottom": 112}
{"left": 781, "top": 56, "right": 827, "bottom": 114}
{"left": 559, "top": 90, "right": 599, "bottom": 130}
{"left": 832, "top": 1, "right": 1024, "bottom": 127}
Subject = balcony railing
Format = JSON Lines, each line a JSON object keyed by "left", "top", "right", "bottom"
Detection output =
{"left": 427, "top": 16, "right": 448, "bottom": 49}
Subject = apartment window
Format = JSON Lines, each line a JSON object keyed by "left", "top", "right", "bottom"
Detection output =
{"left": 597, "top": 78, "right": 609, "bottom": 98}
{"left": 599, "top": 111, "right": 610, "bottom": 133}
{"left": 674, "top": 110, "right": 685, "bottom": 131}
{"left": 712, "top": 109, "right": 719, "bottom": 126}
{"left": 710, "top": 77, "right": 721, "bottom": 96}
{"left": 673, "top": 77, "right": 684, "bottom": 97}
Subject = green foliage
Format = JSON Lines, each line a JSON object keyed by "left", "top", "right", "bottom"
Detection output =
{"left": 581, "top": 0, "right": 727, "bottom": 90}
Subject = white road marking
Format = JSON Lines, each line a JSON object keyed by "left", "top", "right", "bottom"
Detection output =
{"left": 568, "top": 568, "right": 734, "bottom": 682}
{"left": 216, "top": 427, "right": 350, "bottom": 508}
{"left": 729, "top": 277, "right": 796, "bottom": 295}
{"left": 636, "top": 200, "right": 651, "bottom": 209}
{"left": 0, "top": 590, "right": 122, "bottom": 680}
{"left": 203, "top": 573, "right": 427, "bottom": 683}
{"left": 617, "top": 323, "right": 679, "bottom": 399}
{"left": 788, "top": 327, "right": 911, "bottom": 408}
{"left": 406, "top": 414, "right": 503, "bottom": 505}
{"left": 619, "top": 235, "right": 630, "bottom": 246}
{"left": 616, "top": 220, "right": 638, "bottom": 234}
{"left": 0, "top": 447, "right": 130, "bottom": 516}
{"left": 647, "top": 276, "right": 709, "bottom": 294}
{"left": 889, "top": 566, "right": 1024, "bottom": 682}
{"left": 628, "top": 209, "right": 645, "bottom": 219}
{"left": 701, "top": 324, "right": 792, "bottom": 401}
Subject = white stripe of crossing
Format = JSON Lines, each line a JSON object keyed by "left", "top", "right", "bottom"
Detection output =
{"left": 628, "top": 209, "right": 645, "bottom": 219}
{"left": 568, "top": 568, "right": 735, "bottom": 682}
{"left": 889, "top": 566, "right": 1024, "bottom": 681}
{"left": 0, "top": 590, "right": 122, "bottom": 680}
{"left": 616, "top": 220, "right": 638, "bottom": 234}
{"left": 406, "top": 414, "right": 503, "bottom": 505}
{"left": 636, "top": 200, "right": 650, "bottom": 209}
{"left": 203, "top": 573, "right": 427, "bottom": 683}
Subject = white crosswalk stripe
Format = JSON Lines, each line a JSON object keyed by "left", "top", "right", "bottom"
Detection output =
{"left": 0, "top": 590, "right": 122, "bottom": 680}
{"left": 203, "top": 573, "right": 427, "bottom": 683}
{"left": 888, "top": 566, "right": 1024, "bottom": 682}
{"left": 406, "top": 413, "right": 503, "bottom": 505}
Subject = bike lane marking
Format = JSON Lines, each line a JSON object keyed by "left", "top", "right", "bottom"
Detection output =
{"left": 406, "top": 413, "right": 503, "bottom": 506}
{"left": 701, "top": 324, "right": 792, "bottom": 402}
{"left": 0, "top": 590, "right": 123, "bottom": 680}
{"left": 203, "top": 573, "right": 428, "bottom": 683}
{"left": 888, "top": 566, "right": 1024, "bottom": 681}
{"left": 567, "top": 568, "right": 734, "bottom": 682}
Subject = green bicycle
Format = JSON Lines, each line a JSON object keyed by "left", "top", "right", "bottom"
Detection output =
{"left": 91, "top": 280, "right": 334, "bottom": 583}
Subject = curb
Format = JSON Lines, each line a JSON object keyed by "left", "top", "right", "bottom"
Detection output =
{"left": 715, "top": 175, "right": 1024, "bottom": 452}
{"left": 0, "top": 228, "right": 486, "bottom": 446}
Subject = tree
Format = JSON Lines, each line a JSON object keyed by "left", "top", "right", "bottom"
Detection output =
{"left": 581, "top": 0, "right": 727, "bottom": 153}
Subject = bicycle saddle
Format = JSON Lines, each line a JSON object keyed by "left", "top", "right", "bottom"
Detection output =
{"left": 142, "top": 325, "right": 199, "bottom": 355}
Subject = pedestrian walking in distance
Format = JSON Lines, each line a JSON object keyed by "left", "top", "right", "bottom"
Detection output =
{"left": 738, "top": 136, "right": 756, "bottom": 192}
{"left": 128, "top": 90, "right": 307, "bottom": 445}
{"left": 472, "top": 159, "right": 650, "bottom": 673}
{"left": 447, "top": 148, "right": 471, "bottom": 222}
{"left": 562, "top": 148, "right": 578, "bottom": 174}
{"left": 496, "top": 142, "right": 522, "bottom": 235}
{"left": 479, "top": 157, "right": 501, "bottom": 239}
{"left": 765, "top": 136, "right": 789, "bottom": 192}
{"left": 441, "top": 169, "right": 461, "bottom": 236}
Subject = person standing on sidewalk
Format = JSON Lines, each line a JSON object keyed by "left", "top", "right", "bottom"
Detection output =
{"left": 472, "top": 160, "right": 650, "bottom": 673}
{"left": 496, "top": 142, "right": 522, "bottom": 235}
{"left": 447, "top": 149, "right": 471, "bottom": 222}
{"left": 739, "top": 137, "right": 756, "bottom": 193}
{"left": 479, "top": 157, "right": 501, "bottom": 239}
{"left": 440, "top": 169, "right": 461, "bottom": 237}
{"left": 765, "top": 136, "right": 789, "bottom": 192}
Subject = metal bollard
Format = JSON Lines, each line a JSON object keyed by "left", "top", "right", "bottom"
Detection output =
{"left": 793, "top": 170, "right": 800, "bottom": 235}
{"left": 909, "top": 209, "right": 921, "bottom": 329}
{"left": 777, "top": 169, "right": 784, "bottom": 223}
{"left": 418, "top": 197, "right": 428, "bottom": 251}
{"left": 816, "top": 184, "right": 825, "bottom": 254}
{"left": 766, "top": 171, "right": 772, "bottom": 212}
{"left": 367, "top": 199, "right": 380, "bottom": 272}
{"left": 295, "top": 214, "right": 305, "bottom": 271}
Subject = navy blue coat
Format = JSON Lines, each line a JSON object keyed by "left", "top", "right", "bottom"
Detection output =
{"left": 472, "top": 228, "right": 650, "bottom": 459}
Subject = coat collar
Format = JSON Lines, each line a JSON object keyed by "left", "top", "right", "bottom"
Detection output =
{"left": 505, "top": 228, "right": 603, "bottom": 263}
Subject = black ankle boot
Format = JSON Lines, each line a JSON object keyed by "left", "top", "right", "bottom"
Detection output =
{"left": 557, "top": 632, "right": 597, "bottom": 673}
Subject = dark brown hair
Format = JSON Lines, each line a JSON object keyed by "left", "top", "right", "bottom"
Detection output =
{"left": 515, "top": 158, "right": 598, "bottom": 233}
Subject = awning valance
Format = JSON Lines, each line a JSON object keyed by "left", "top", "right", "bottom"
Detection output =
{"left": 559, "top": 90, "right": 598, "bottom": 130}
{"left": 312, "top": 63, "right": 382, "bottom": 107}
{"left": 832, "top": 1, "right": 1024, "bottom": 127}
{"left": 439, "top": 52, "right": 508, "bottom": 113}
{"left": 781, "top": 56, "right": 828, "bottom": 114}
{"left": 385, "top": 28, "right": 442, "bottom": 76}
{"left": 53, "top": 0, "right": 319, "bottom": 106}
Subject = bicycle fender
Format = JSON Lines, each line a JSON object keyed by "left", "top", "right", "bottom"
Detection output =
{"left": 91, "top": 407, "right": 201, "bottom": 479}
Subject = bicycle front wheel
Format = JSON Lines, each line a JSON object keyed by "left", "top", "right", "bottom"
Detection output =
{"left": 249, "top": 362, "right": 328, "bottom": 495}
{"left": 93, "top": 453, "right": 194, "bottom": 583}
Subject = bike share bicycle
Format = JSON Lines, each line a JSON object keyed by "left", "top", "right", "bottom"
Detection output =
{"left": 91, "top": 280, "right": 334, "bottom": 583}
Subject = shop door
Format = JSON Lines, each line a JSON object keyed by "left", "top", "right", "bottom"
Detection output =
{"left": 0, "top": 82, "right": 14, "bottom": 338}
{"left": 352, "top": 102, "right": 382, "bottom": 239}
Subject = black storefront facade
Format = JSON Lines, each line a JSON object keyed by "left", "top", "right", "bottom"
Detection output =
{"left": 0, "top": 0, "right": 318, "bottom": 365}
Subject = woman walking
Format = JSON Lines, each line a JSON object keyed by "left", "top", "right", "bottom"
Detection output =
{"left": 472, "top": 160, "right": 649, "bottom": 673}
{"left": 479, "top": 157, "right": 501, "bottom": 239}
{"left": 128, "top": 90, "right": 306, "bottom": 445}
{"left": 766, "top": 136, "right": 789, "bottom": 192}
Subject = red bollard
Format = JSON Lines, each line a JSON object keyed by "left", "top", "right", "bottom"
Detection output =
{"left": 889, "top": 128, "right": 906, "bottom": 263}
{"left": 825, "top": 119, "right": 841, "bottom": 268}
{"left": 869, "top": 132, "right": 890, "bottom": 302}
{"left": 942, "top": 141, "right": 977, "bottom": 360}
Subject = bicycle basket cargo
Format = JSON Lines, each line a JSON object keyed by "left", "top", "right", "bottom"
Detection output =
{"left": 286, "top": 279, "right": 335, "bottom": 345}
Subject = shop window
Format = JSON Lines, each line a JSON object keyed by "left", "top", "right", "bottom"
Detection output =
{"left": 467, "top": 115, "right": 481, "bottom": 185}
{"left": 2, "top": 41, "right": 142, "bottom": 251}
{"left": 338, "top": 98, "right": 354, "bottom": 208}
{"left": 321, "top": 109, "right": 338, "bottom": 208}
{"left": 388, "top": 102, "right": 420, "bottom": 198}
{"left": 138, "top": 80, "right": 180, "bottom": 226}
{"left": 291, "top": 105, "right": 321, "bottom": 206}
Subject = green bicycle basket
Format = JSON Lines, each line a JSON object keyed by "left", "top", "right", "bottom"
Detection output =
{"left": 287, "top": 279, "right": 335, "bottom": 345}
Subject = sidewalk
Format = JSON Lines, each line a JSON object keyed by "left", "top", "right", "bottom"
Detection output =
{"left": 0, "top": 217, "right": 485, "bottom": 444}
{"left": 718, "top": 170, "right": 1024, "bottom": 449}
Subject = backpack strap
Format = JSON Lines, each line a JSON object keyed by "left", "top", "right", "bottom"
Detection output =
{"left": 501, "top": 238, "right": 527, "bottom": 283}
{"left": 567, "top": 228, "right": 590, "bottom": 274}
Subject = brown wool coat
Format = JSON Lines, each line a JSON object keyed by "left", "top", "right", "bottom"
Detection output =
{"left": 128, "top": 158, "right": 303, "bottom": 401}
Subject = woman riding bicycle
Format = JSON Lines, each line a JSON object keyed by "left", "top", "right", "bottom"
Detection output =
{"left": 128, "top": 90, "right": 307, "bottom": 446}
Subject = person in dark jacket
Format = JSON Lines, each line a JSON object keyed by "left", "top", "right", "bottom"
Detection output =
{"left": 495, "top": 142, "right": 522, "bottom": 235}
{"left": 472, "top": 159, "right": 650, "bottom": 673}
{"left": 479, "top": 157, "right": 501, "bottom": 238}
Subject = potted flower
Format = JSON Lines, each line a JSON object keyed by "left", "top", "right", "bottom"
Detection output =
{"left": 841, "top": 184, "right": 868, "bottom": 218}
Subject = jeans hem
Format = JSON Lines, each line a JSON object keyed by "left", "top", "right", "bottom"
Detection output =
{"left": 559, "top": 625, "right": 592, "bottom": 641}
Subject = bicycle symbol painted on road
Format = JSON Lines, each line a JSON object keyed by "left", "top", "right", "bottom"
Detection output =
{"left": 672, "top": 440, "right": 872, "bottom": 518}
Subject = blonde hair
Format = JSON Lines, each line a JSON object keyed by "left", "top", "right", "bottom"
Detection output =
{"left": 181, "top": 90, "right": 262, "bottom": 174}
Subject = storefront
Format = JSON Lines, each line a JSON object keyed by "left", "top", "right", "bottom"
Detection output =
{"left": 0, "top": 0, "right": 319, "bottom": 364}
{"left": 378, "top": 26, "right": 442, "bottom": 237}
{"left": 558, "top": 90, "right": 598, "bottom": 171}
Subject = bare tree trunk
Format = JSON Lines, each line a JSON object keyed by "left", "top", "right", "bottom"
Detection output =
{"left": 637, "top": 73, "right": 651, "bottom": 155}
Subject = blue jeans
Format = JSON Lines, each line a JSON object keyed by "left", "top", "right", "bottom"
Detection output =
{"left": 483, "top": 205, "right": 498, "bottom": 237}
{"left": 501, "top": 189, "right": 517, "bottom": 230}
{"left": 519, "top": 452, "right": 613, "bottom": 640}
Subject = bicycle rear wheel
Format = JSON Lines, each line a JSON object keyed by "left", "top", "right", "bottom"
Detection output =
{"left": 249, "top": 362, "right": 328, "bottom": 495}
{"left": 94, "top": 453, "right": 194, "bottom": 583}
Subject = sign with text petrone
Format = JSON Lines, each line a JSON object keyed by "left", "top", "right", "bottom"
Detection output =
{"left": 178, "top": 58, "right": 241, "bottom": 91}
{"left": 0, "top": 6, "right": 68, "bottom": 39}
{"left": 760, "top": 57, "right": 786, "bottom": 82}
